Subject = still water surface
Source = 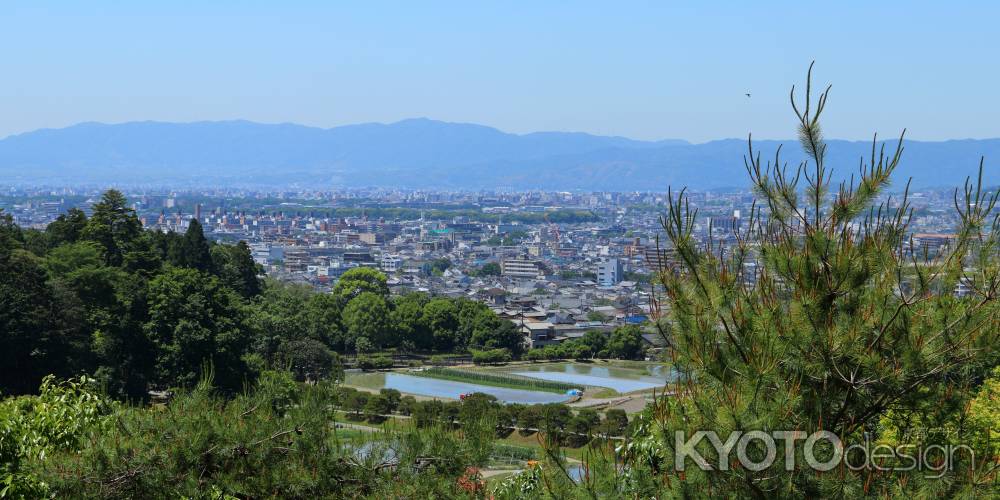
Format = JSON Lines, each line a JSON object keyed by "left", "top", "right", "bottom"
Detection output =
{"left": 512, "top": 363, "right": 677, "bottom": 393}
{"left": 380, "top": 373, "right": 571, "bottom": 404}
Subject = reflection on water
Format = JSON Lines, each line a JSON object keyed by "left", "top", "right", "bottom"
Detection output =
{"left": 512, "top": 363, "right": 678, "bottom": 393}
{"left": 379, "top": 373, "right": 571, "bottom": 404}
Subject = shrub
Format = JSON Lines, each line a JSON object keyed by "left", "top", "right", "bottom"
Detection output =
{"left": 357, "top": 354, "right": 394, "bottom": 371}
{"left": 471, "top": 348, "right": 512, "bottom": 365}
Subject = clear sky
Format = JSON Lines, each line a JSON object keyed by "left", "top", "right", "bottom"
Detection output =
{"left": 1, "top": 1, "right": 996, "bottom": 142}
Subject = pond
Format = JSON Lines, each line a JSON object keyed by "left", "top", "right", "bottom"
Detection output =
{"left": 346, "top": 372, "right": 572, "bottom": 404}
{"left": 510, "top": 363, "right": 677, "bottom": 393}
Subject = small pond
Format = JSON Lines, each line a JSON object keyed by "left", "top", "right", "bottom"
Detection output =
{"left": 511, "top": 363, "right": 677, "bottom": 393}
{"left": 347, "top": 372, "right": 572, "bottom": 404}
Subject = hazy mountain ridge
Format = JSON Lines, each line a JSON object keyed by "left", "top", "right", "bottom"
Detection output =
{"left": 0, "top": 119, "right": 997, "bottom": 189}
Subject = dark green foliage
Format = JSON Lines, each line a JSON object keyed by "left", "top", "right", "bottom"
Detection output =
{"left": 516, "top": 406, "right": 542, "bottom": 435}
{"left": 81, "top": 190, "right": 142, "bottom": 267}
{"left": 0, "top": 190, "right": 278, "bottom": 399}
{"left": 565, "top": 408, "right": 599, "bottom": 447}
{"left": 379, "top": 388, "right": 402, "bottom": 413}
{"left": 211, "top": 240, "right": 262, "bottom": 298}
{"left": 521, "top": 329, "right": 639, "bottom": 362}
{"left": 473, "top": 262, "right": 501, "bottom": 276}
{"left": 397, "top": 395, "right": 417, "bottom": 415}
{"left": 145, "top": 267, "right": 253, "bottom": 393}
{"left": 605, "top": 325, "right": 644, "bottom": 360}
{"left": 44, "top": 208, "right": 88, "bottom": 248}
{"left": 276, "top": 338, "right": 341, "bottom": 382}
{"left": 177, "top": 219, "right": 214, "bottom": 273}
{"left": 342, "top": 292, "right": 392, "bottom": 349}
{"left": 424, "top": 257, "right": 451, "bottom": 276}
{"left": 601, "top": 408, "right": 628, "bottom": 436}
{"left": 356, "top": 354, "right": 393, "bottom": 371}
{"left": 9, "top": 375, "right": 484, "bottom": 498}
{"left": 364, "top": 393, "right": 392, "bottom": 422}
{"left": 390, "top": 292, "right": 431, "bottom": 349}
{"left": 248, "top": 281, "right": 345, "bottom": 357}
{"left": 0, "top": 247, "right": 87, "bottom": 394}
{"left": 423, "top": 298, "right": 460, "bottom": 350}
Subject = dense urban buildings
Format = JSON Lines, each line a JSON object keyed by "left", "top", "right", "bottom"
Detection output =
{"left": 1, "top": 183, "right": 971, "bottom": 353}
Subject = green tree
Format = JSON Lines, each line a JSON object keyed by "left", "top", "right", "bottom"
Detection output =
{"left": 81, "top": 190, "right": 142, "bottom": 266}
{"left": 412, "top": 399, "right": 444, "bottom": 427}
{"left": 539, "top": 403, "right": 571, "bottom": 444}
{"left": 342, "top": 292, "right": 392, "bottom": 349}
{"left": 427, "top": 257, "right": 451, "bottom": 276}
{"left": 343, "top": 389, "right": 369, "bottom": 418}
{"left": 211, "top": 240, "right": 262, "bottom": 298}
{"left": 276, "top": 338, "right": 339, "bottom": 382}
{"left": 177, "top": 219, "right": 214, "bottom": 273}
{"left": 517, "top": 405, "right": 543, "bottom": 435}
{"left": 471, "top": 348, "right": 512, "bottom": 365}
{"left": 0, "top": 248, "right": 84, "bottom": 394}
{"left": 44, "top": 208, "right": 88, "bottom": 248}
{"left": 601, "top": 408, "right": 628, "bottom": 437}
{"left": 579, "top": 330, "right": 608, "bottom": 355}
{"left": 612, "top": 66, "right": 1000, "bottom": 497}
{"left": 423, "top": 298, "right": 460, "bottom": 351}
{"left": 379, "top": 388, "right": 402, "bottom": 413}
{"left": 43, "top": 241, "right": 104, "bottom": 277}
{"left": 477, "top": 262, "right": 501, "bottom": 276}
{"left": 364, "top": 394, "right": 391, "bottom": 422}
{"left": 391, "top": 292, "right": 431, "bottom": 349}
{"left": 397, "top": 395, "right": 417, "bottom": 415}
{"left": 145, "top": 267, "right": 252, "bottom": 392}
{"left": 333, "top": 267, "right": 388, "bottom": 303}
{"left": 468, "top": 307, "right": 524, "bottom": 356}
{"left": 566, "top": 409, "right": 599, "bottom": 447}
{"left": 605, "top": 325, "right": 644, "bottom": 360}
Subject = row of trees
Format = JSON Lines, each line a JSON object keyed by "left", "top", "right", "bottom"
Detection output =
{"left": 255, "top": 267, "right": 525, "bottom": 357}
{"left": 334, "top": 386, "right": 631, "bottom": 446}
{"left": 523, "top": 326, "right": 646, "bottom": 361}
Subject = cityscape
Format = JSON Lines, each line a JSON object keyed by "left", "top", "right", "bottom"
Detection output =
{"left": 1, "top": 3, "right": 998, "bottom": 498}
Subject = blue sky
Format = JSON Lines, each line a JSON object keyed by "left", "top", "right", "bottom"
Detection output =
{"left": 0, "top": 1, "right": 996, "bottom": 142}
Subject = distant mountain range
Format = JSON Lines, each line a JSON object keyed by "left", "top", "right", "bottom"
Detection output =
{"left": 1, "top": 118, "right": 998, "bottom": 190}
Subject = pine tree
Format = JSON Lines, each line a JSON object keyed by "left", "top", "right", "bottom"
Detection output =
{"left": 82, "top": 190, "right": 142, "bottom": 266}
{"left": 547, "top": 64, "right": 1000, "bottom": 498}
{"left": 181, "top": 219, "right": 214, "bottom": 273}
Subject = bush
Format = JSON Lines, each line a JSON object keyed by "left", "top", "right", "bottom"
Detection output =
{"left": 356, "top": 354, "right": 394, "bottom": 371}
{"left": 276, "top": 338, "right": 341, "bottom": 382}
{"left": 471, "top": 348, "right": 512, "bottom": 365}
{"left": 257, "top": 370, "right": 298, "bottom": 416}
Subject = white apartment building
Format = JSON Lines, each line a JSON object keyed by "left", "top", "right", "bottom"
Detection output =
{"left": 597, "top": 258, "right": 623, "bottom": 286}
